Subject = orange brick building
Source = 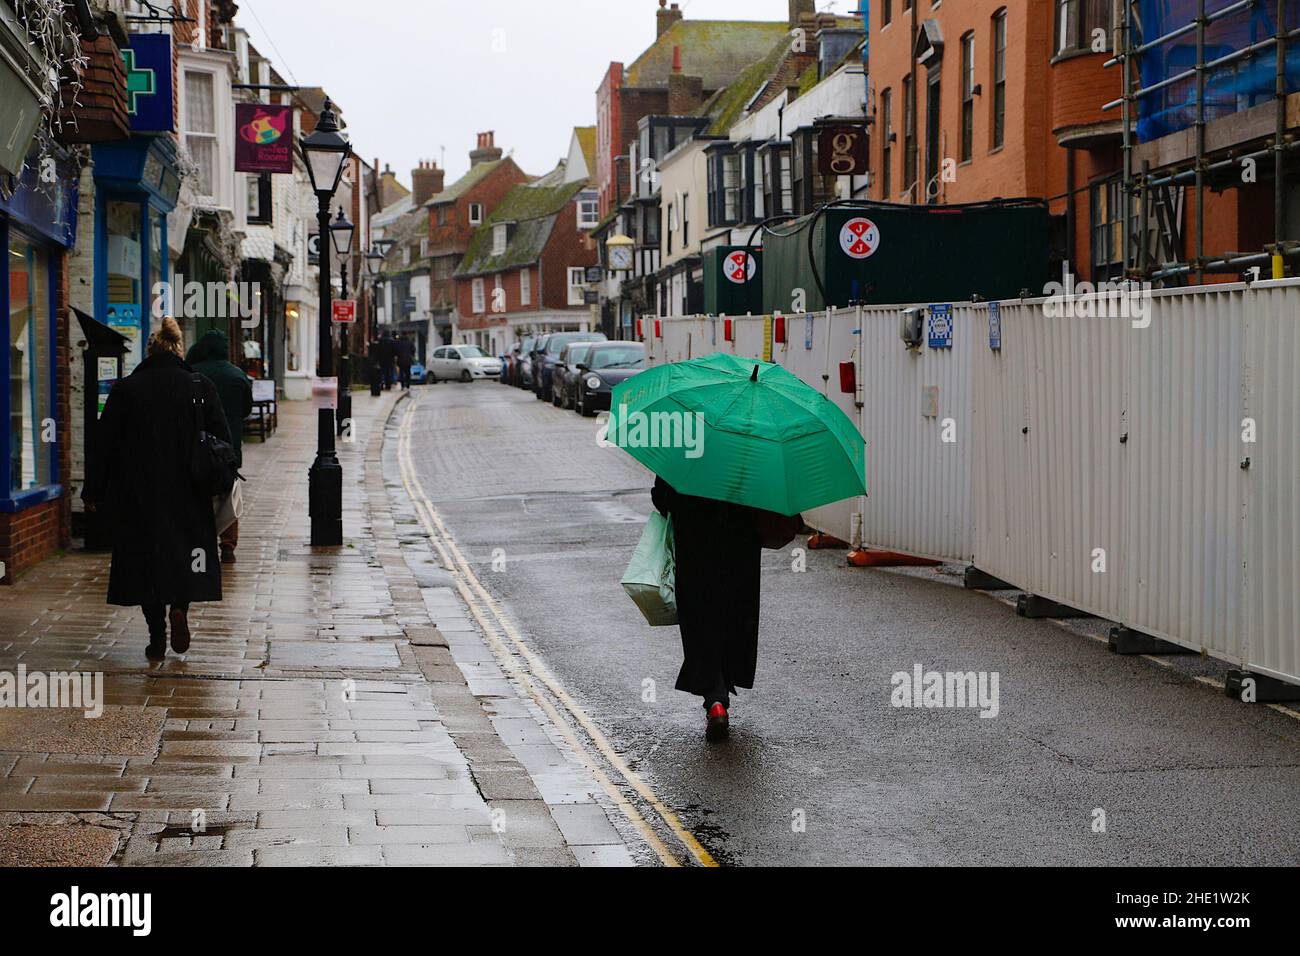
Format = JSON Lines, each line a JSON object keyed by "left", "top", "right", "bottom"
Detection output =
{"left": 867, "top": 0, "right": 1122, "bottom": 281}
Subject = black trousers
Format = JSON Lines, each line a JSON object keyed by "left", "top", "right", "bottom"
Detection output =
{"left": 399, "top": 364, "right": 411, "bottom": 389}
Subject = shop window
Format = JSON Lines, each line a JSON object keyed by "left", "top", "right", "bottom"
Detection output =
{"left": 8, "top": 237, "right": 54, "bottom": 493}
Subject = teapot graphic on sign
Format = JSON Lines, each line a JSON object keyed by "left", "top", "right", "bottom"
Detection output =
{"left": 240, "top": 108, "right": 287, "bottom": 146}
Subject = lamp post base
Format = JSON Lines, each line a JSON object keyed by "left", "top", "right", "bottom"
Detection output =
{"left": 308, "top": 408, "right": 343, "bottom": 546}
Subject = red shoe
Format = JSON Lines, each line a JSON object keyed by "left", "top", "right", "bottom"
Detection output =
{"left": 705, "top": 703, "right": 729, "bottom": 742}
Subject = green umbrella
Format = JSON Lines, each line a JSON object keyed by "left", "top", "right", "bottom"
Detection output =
{"left": 607, "top": 352, "right": 866, "bottom": 516}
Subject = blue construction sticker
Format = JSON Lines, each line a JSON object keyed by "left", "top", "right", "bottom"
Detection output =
{"left": 805, "top": 314, "right": 814, "bottom": 350}
{"left": 928, "top": 303, "right": 953, "bottom": 349}
{"left": 988, "top": 301, "right": 1002, "bottom": 351}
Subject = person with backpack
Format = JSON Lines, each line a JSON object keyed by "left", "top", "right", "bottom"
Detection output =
{"left": 187, "top": 329, "right": 253, "bottom": 564}
{"left": 82, "top": 317, "right": 233, "bottom": 661}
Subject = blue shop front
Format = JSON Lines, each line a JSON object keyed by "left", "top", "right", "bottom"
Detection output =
{"left": 0, "top": 147, "right": 79, "bottom": 577}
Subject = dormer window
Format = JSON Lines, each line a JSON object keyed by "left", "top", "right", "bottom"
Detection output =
{"left": 469, "top": 203, "right": 484, "bottom": 226}
{"left": 493, "top": 223, "right": 509, "bottom": 255}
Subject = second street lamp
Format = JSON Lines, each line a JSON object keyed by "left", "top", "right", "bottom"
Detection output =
{"left": 330, "top": 207, "right": 355, "bottom": 439}
{"left": 299, "top": 97, "right": 351, "bottom": 548}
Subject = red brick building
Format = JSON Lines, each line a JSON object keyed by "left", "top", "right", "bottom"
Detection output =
{"left": 595, "top": 1, "right": 792, "bottom": 218}
{"left": 867, "top": 0, "right": 1121, "bottom": 280}
{"left": 426, "top": 134, "right": 529, "bottom": 322}
{"left": 454, "top": 171, "right": 599, "bottom": 355}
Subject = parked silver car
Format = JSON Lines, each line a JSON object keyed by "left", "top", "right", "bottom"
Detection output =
{"left": 427, "top": 345, "right": 502, "bottom": 383}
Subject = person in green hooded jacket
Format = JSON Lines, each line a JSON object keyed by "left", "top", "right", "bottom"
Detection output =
{"left": 187, "top": 329, "right": 253, "bottom": 564}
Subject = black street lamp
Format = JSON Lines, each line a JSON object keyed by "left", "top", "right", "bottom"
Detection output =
{"left": 299, "top": 97, "right": 351, "bottom": 547}
{"left": 330, "top": 207, "right": 355, "bottom": 439}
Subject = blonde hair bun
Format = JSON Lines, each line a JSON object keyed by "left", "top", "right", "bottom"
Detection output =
{"left": 147, "top": 316, "right": 185, "bottom": 357}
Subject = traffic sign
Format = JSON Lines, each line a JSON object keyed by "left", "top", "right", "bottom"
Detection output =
{"left": 332, "top": 299, "right": 357, "bottom": 323}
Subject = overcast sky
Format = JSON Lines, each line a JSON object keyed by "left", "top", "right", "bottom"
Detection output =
{"left": 238, "top": 0, "right": 838, "bottom": 190}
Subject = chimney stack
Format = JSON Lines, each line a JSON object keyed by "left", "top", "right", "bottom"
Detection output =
{"left": 667, "top": 45, "right": 703, "bottom": 115}
{"left": 470, "top": 131, "right": 504, "bottom": 167}
{"left": 657, "top": 0, "right": 683, "bottom": 37}
{"left": 789, "top": 0, "right": 816, "bottom": 26}
{"left": 411, "top": 160, "right": 446, "bottom": 206}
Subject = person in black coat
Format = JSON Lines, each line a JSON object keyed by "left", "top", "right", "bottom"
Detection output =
{"left": 82, "top": 317, "right": 232, "bottom": 661}
{"left": 651, "top": 476, "right": 761, "bottom": 741}
{"left": 375, "top": 332, "right": 396, "bottom": 390}
{"left": 396, "top": 335, "right": 415, "bottom": 390}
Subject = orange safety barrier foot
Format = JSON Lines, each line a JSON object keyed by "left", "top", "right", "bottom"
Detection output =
{"left": 807, "top": 532, "right": 850, "bottom": 550}
{"left": 846, "top": 549, "right": 942, "bottom": 568}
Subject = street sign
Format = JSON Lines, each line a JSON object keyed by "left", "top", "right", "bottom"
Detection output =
{"left": 928, "top": 303, "right": 953, "bottom": 349}
{"left": 818, "top": 125, "right": 869, "bottom": 176}
{"left": 235, "top": 103, "right": 293, "bottom": 174}
{"left": 332, "top": 299, "right": 357, "bottom": 323}
{"left": 839, "top": 217, "right": 880, "bottom": 260}
{"left": 585, "top": 266, "right": 604, "bottom": 284}
{"left": 583, "top": 290, "right": 600, "bottom": 305}
{"left": 308, "top": 233, "right": 320, "bottom": 265}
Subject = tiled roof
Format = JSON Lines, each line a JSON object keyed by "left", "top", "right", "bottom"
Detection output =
{"left": 455, "top": 179, "right": 587, "bottom": 277}
{"left": 574, "top": 126, "right": 597, "bottom": 177}
{"left": 427, "top": 158, "right": 507, "bottom": 206}
{"left": 626, "top": 20, "right": 789, "bottom": 90}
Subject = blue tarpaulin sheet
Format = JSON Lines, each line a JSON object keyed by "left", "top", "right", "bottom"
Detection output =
{"left": 1137, "top": 0, "right": 1300, "bottom": 142}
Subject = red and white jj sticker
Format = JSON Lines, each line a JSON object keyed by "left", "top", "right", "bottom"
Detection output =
{"left": 724, "top": 250, "right": 757, "bottom": 284}
{"left": 839, "top": 217, "right": 880, "bottom": 260}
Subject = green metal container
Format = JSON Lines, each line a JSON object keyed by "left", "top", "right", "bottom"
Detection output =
{"left": 703, "top": 246, "right": 763, "bottom": 316}
{"left": 761, "top": 200, "right": 1049, "bottom": 312}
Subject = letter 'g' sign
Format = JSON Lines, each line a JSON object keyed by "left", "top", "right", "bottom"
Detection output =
{"left": 818, "top": 125, "right": 869, "bottom": 176}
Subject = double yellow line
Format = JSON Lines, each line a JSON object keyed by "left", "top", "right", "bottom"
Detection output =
{"left": 396, "top": 399, "right": 717, "bottom": 867}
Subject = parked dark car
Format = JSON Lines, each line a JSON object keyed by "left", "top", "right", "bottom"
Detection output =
{"left": 509, "top": 335, "right": 536, "bottom": 387}
{"left": 534, "top": 331, "right": 607, "bottom": 402}
{"left": 553, "top": 342, "right": 600, "bottom": 409}
{"left": 575, "top": 342, "right": 647, "bottom": 417}
{"left": 525, "top": 334, "right": 550, "bottom": 391}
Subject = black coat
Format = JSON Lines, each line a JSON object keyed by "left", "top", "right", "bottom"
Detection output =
{"left": 188, "top": 330, "right": 253, "bottom": 468}
{"left": 652, "top": 477, "right": 763, "bottom": 696}
{"left": 82, "top": 351, "right": 231, "bottom": 607}
{"left": 395, "top": 337, "right": 415, "bottom": 369}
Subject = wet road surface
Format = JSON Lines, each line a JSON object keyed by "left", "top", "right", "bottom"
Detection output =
{"left": 404, "top": 379, "right": 1300, "bottom": 866}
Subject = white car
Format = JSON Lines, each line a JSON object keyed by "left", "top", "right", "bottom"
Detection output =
{"left": 428, "top": 345, "right": 502, "bottom": 383}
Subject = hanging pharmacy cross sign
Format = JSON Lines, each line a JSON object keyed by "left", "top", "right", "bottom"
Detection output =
{"left": 332, "top": 300, "right": 357, "bottom": 324}
{"left": 723, "top": 250, "right": 757, "bottom": 284}
{"left": 839, "top": 217, "right": 879, "bottom": 260}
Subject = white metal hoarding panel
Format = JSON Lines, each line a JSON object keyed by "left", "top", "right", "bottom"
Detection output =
{"left": 972, "top": 301, "right": 1035, "bottom": 589}
{"left": 1244, "top": 280, "right": 1300, "bottom": 682}
{"left": 1121, "top": 285, "right": 1247, "bottom": 662}
{"left": 857, "top": 304, "right": 974, "bottom": 562}
{"left": 1020, "top": 302, "right": 1129, "bottom": 620}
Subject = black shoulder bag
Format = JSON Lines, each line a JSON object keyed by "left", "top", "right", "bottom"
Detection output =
{"left": 190, "top": 374, "right": 241, "bottom": 497}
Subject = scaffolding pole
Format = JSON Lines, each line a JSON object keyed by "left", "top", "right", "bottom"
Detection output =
{"left": 1105, "top": 0, "right": 1297, "bottom": 284}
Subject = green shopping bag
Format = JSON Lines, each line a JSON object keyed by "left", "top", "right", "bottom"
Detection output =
{"left": 621, "top": 512, "right": 678, "bottom": 627}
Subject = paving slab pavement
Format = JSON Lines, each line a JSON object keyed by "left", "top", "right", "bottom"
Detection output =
{"left": 0, "top": 389, "right": 648, "bottom": 867}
